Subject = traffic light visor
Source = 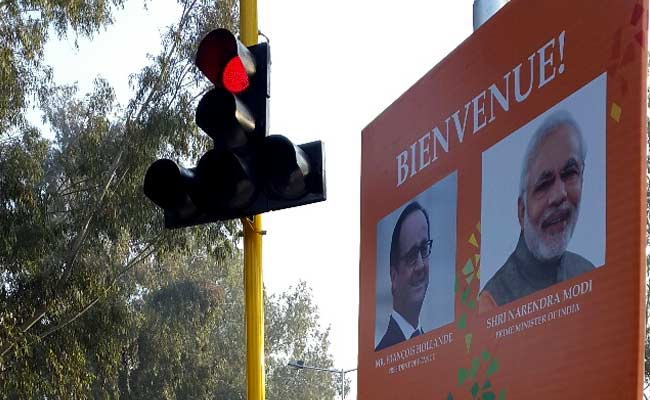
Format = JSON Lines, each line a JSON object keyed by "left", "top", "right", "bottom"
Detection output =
{"left": 144, "top": 159, "right": 194, "bottom": 210}
{"left": 262, "top": 135, "right": 310, "bottom": 200}
{"left": 197, "top": 149, "right": 257, "bottom": 210}
{"left": 195, "top": 88, "right": 255, "bottom": 147}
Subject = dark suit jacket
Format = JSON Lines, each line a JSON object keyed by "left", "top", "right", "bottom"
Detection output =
{"left": 375, "top": 316, "right": 406, "bottom": 351}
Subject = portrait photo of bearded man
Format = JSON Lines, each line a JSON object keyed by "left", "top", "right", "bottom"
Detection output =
{"left": 479, "top": 110, "right": 597, "bottom": 311}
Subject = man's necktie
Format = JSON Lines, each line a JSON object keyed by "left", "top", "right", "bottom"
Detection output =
{"left": 410, "top": 329, "right": 422, "bottom": 339}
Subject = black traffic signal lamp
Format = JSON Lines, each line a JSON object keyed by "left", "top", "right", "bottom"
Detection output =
{"left": 143, "top": 29, "right": 326, "bottom": 229}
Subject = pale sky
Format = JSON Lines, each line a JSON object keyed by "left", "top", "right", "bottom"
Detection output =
{"left": 41, "top": 0, "right": 476, "bottom": 397}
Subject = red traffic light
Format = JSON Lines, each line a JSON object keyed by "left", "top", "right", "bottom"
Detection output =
{"left": 223, "top": 57, "right": 250, "bottom": 93}
{"left": 196, "top": 29, "right": 255, "bottom": 93}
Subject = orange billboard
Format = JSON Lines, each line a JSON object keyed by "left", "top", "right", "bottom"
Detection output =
{"left": 358, "top": 1, "right": 648, "bottom": 399}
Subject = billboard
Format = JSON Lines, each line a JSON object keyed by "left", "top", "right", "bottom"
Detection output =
{"left": 358, "top": 1, "right": 647, "bottom": 399}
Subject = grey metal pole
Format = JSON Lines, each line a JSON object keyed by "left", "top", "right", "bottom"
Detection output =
{"left": 473, "top": 0, "right": 509, "bottom": 30}
{"left": 287, "top": 361, "right": 357, "bottom": 399}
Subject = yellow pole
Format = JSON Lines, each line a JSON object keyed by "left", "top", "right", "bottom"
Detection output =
{"left": 240, "top": 0, "right": 258, "bottom": 47}
{"left": 243, "top": 215, "right": 264, "bottom": 400}
{"left": 240, "top": 3, "right": 264, "bottom": 399}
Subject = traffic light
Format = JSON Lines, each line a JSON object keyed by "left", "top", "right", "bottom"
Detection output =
{"left": 143, "top": 29, "right": 326, "bottom": 229}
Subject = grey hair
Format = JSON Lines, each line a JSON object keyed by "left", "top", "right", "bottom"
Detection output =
{"left": 518, "top": 110, "right": 587, "bottom": 198}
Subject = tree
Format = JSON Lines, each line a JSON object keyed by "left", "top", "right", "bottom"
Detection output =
{"left": 118, "top": 254, "right": 335, "bottom": 400}
{"left": 1, "top": 0, "right": 339, "bottom": 398}
{"left": 0, "top": 0, "right": 128, "bottom": 133}
{"left": 265, "top": 282, "right": 338, "bottom": 400}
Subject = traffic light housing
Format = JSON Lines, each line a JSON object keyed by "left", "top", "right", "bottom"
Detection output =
{"left": 143, "top": 29, "right": 326, "bottom": 229}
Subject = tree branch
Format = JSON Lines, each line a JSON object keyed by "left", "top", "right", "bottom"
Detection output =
{"left": 56, "top": 150, "right": 122, "bottom": 285}
{"left": 164, "top": 62, "right": 194, "bottom": 111}
{"left": 37, "top": 238, "right": 160, "bottom": 342}
{"left": 126, "top": 0, "right": 198, "bottom": 126}
{"left": 58, "top": 185, "right": 102, "bottom": 198}
{"left": 56, "top": 177, "right": 94, "bottom": 196}
{"left": 3, "top": 232, "right": 163, "bottom": 358}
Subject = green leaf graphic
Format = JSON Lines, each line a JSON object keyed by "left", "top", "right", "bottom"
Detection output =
{"left": 482, "top": 391, "right": 495, "bottom": 400}
{"left": 458, "top": 368, "right": 469, "bottom": 385}
{"left": 447, "top": 392, "right": 454, "bottom": 400}
{"left": 461, "top": 287, "right": 470, "bottom": 304}
{"left": 457, "top": 314, "right": 467, "bottom": 329}
{"left": 462, "top": 258, "right": 474, "bottom": 275}
{"left": 471, "top": 382, "right": 479, "bottom": 398}
{"left": 498, "top": 389, "right": 506, "bottom": 400}
{"left": 469, "top": 357, "right": 480, "bottom": 379}
{"left": 486, "top": 358, "right": 499, "bottom": 377}
{"left": 468, "top": 299, "right": 476, "bottom": 310}
{"left": 482, "top": 380, "right": 492, "bottom": 389}
{"left": 481, "top": 350, "right": 490, "bottom": 361}
{"left": 466, "top": 273, "right": 475, "bottom": 285}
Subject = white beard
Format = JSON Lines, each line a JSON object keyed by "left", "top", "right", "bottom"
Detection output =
{"left": 523, "top": 202, "right": 579, "bottom": 261}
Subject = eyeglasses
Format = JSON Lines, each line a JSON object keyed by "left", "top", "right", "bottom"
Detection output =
{"left": 399, "top": 240, "right": 433, "bottom": 270}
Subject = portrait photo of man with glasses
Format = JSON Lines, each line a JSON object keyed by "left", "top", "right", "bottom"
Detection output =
{"left": 374, "top": 173, "right": 457, "bottom": 352}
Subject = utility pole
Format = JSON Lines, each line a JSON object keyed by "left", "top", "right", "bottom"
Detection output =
{"left": 240, "top": 1, "right": 265, "bottom": 399}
